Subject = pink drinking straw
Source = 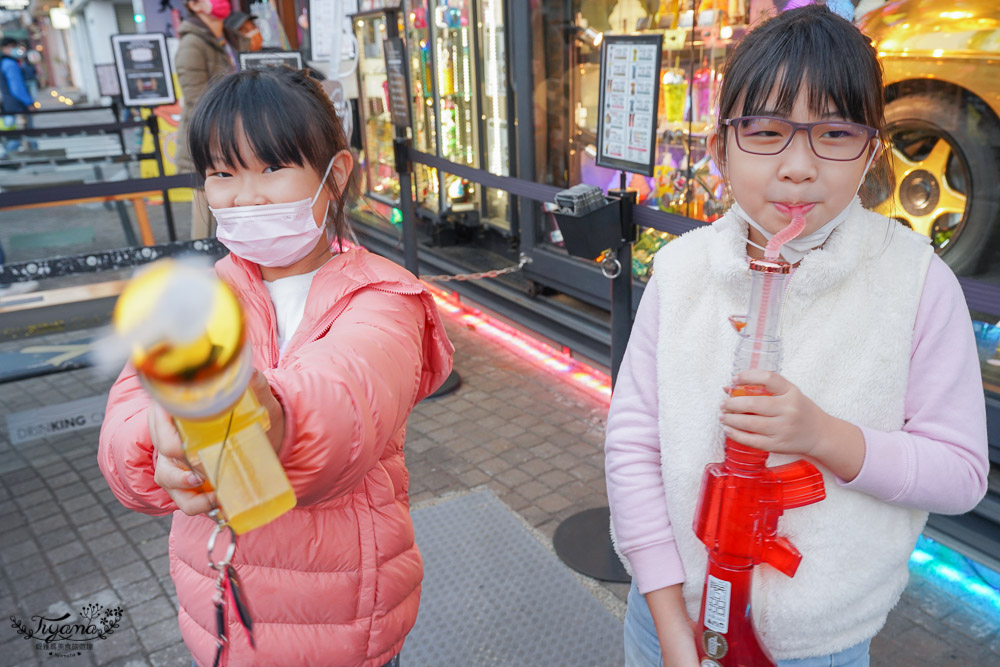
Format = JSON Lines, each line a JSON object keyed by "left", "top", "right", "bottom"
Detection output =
{"left": 748, "top": 207, "right": 808, "bottom": 369}
{"left": 764, "top": 208, "right": 808, "bottom": 261}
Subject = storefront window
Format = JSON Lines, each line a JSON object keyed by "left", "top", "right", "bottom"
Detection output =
{"left": 533, "top": 0, "right": 740, "bottom": 278}
{"left": 533, "top": 1, "right": 1000, "bottom": 287}
{"left": 405, "top": 1, "right": 440, "bottom": 212}
{"left": 435, "top": 1, "right": 480, "bottom": 216}
{"left": 480, "top": 0, "right": 510, "bottom": 227}
{"left": 394, "top": 0, "right": 511, "bottom": 231}
{"left": 353, "top": 12, "right": 399, "bottom": 205}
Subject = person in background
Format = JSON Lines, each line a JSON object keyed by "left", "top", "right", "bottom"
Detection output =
{"left": 0, "top": 37, "right": 34, "bottom": 156}
{"left": 168, "top": 0, "right": 235, "bottom": 239}
{"left": 224, "top": 10, "right": 263, "bottom": 53}
{"left": 21, "top": 44, "right": 38, "bottom": 100}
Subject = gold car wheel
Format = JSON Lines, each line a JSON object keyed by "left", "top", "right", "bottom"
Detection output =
{"left": 875, "top": 130, "right": 969, "bottom": 249}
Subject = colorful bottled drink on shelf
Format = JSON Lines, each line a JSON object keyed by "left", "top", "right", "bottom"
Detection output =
{"left": 113, "top": 259, "right": 296, "bottom": 535}
{"left": 661, "top": 69, "right": 687, "bottom": 123}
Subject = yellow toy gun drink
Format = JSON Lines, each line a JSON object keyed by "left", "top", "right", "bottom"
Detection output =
{"left": 113, "top": 259, "right": 296, "bottom": 535}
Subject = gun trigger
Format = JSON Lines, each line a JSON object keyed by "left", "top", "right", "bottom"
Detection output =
{"left": 763, "top": 535, "right": 802, "bottom": 578}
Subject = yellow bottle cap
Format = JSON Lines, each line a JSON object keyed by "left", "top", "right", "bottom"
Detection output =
{"left": 113, "top": 259, "right": 244, "bottom": 383}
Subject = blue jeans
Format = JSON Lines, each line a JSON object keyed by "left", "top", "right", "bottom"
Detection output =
{"left": 624, "top": 583, "right": 870, "bottom": 666}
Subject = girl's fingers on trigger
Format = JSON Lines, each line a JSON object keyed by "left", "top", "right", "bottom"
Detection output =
{"left": 173, "top": 489, "right": 216, "bottom": 517}
{"left": 155, "top": 457, "right": 203, "bottom": 491}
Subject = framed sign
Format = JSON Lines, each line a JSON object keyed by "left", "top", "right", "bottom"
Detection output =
{"left": 239, "top": 50, "right": 303, "bottom": 71}
{"left": 382, "top": 37, "right": 410, "bottom": 130}
{"left": 95, "top": 63, "right": 121, "bottom": 97}
{"left": 110, "top": 33, "right": 176, "bottom": 107}
{"left": 595, "top": 34, "right": 663, "bottom": 177}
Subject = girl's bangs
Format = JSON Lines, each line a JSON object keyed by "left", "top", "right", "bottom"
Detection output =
{"left": 192, "top": 76, "right": 312, "bottom": 172}
{"left": 739, "top": 57, "right": 865, "bottom": 124}
{"left": 208, "top": 111, "right": 306, "bottom": 170}
{"left": 732, "top": 15, "right": 878, "bottom": 126}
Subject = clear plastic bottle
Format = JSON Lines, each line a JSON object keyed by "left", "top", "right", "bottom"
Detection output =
{"left": 693, "top": 257, "right": 825, "bottom": 666}
{"left": 114, "top": 260, "right": 296, "bottom": 535}
{"left": 732, "top": 258, "right": 789, "bottom": 377}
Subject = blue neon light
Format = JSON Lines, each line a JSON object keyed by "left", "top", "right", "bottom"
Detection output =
{"left": 909, "top": 535, "right": 1000, "bottom": 617}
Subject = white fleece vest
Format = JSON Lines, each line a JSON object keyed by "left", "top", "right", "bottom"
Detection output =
{"left": 653, "top": 199, "right": 932, "bottom": 659}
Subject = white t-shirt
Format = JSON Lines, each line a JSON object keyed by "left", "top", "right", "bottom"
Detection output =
{"left": 263, "top": 266, "right": 322, "bottom": 359}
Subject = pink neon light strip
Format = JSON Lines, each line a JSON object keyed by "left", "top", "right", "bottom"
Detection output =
{"left": 425, "top": 284, "right": 612, "bottom": 404}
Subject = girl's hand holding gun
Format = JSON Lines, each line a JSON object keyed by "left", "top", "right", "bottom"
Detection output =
{"left": 720, "top": 369, "right": 865, "bottom": 481}
{"left": 148, "top": 368, "right": 285, "bottom": 516}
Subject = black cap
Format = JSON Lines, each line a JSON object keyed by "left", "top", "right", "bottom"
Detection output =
{"left": 224, "top": 11, "right": 257, "bottom": 32}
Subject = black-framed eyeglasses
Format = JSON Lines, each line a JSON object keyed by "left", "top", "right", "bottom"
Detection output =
{"left": 723, "top": 116, "right": 879, "bottom": 161}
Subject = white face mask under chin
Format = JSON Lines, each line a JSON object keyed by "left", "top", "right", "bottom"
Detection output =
{"left": 211, "top": 157, "right": 336, "bottom": 268}
{"left": 730, "top": 146, "right": 877, "bottom": 264}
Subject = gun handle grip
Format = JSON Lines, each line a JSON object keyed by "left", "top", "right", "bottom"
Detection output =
{"left": 763, "top": 535, "right": 802, "bottom": 578}
{"left": 771, "top": 459, "right": 826, "bottom": 509}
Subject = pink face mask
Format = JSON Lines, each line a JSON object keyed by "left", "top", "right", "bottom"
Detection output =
{"left": 211, "top": 158, "right": 336, "bottom": 267}
{"left": 209, "top": 0, "right": 231, "bottom": 19}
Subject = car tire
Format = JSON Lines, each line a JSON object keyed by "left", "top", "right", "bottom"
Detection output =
{"left": 881, "top": 93, "right": 1000, "bottom": 275}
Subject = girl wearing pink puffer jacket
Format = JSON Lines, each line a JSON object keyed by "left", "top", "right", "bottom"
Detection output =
{"left": 99, "top": 67, "right": 454, "bottom": 667}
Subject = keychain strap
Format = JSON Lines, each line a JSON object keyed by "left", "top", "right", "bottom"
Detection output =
{"left": 207, "top": 510, "right": 237, "bottom": 572}
{"left": 206, "top": 509, "right": 256, "bottom": 656}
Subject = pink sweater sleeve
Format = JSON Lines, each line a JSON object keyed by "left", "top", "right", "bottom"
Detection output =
{"left": 840, "top": 255, "right": 989, "bottom": 514}
{"left": 605, "top": 276, "right": 687, "bottom": 594}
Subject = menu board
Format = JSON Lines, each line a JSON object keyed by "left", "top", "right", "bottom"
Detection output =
{"left": 595, "top": 34, "right": 663, "bottom": 177}
{"left": 383, "top": 37, "right": 410, "bottom": 129}
{"left": 110, "top": 33, "right": 176, "bottom": 107}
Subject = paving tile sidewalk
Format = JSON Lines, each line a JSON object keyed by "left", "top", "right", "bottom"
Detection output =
{"left": 1, "top": 300, "right": 999, "bottom": 665}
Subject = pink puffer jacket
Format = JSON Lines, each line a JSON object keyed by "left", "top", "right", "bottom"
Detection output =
{"left": 98, "top": 248, "right": 454, "bottom": 666}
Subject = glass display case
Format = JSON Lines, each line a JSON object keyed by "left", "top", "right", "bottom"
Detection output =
{"left": 434, "top": 0, "right": 479, "bottom": 206}
{"left": 353, "top": 10, "right": 400, "bottom": 206}
{"left": 403, "top": 0, "right": 511, "bottom": 232}
{"left": 404, "top": 1, "right": 440, "bottom": 213}
{"left": 480, "top": 0, "right": 510, "bottom": 226}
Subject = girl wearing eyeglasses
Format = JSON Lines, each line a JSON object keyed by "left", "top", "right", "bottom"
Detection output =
{"left": 605, "top": 6, "right": 988, "bottom": 666}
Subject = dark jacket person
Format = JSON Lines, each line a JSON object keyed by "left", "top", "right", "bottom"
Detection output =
{"left": 169, "top": 0, "right": 234, "bottom": 238}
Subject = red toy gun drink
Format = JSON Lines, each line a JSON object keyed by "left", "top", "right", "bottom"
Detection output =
{"left": 692, "top": 211, "right": 826, "bottom": 666}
